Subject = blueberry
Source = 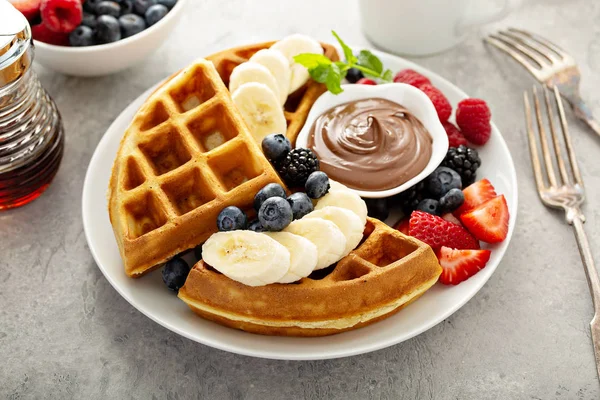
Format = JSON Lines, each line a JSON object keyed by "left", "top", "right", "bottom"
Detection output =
{"left": 96, "top": 1, "right": 121, "bottom": 17}
{"left": 83, "top": 0, "right": 104, "bottom": 13}
{"left": 253, "top": 183, "right": 286, "bottom": 211}
{"left": 69, "top": 25, "right": 96, "bottom": 46}
{"left": 425, "top": 167, "right": 462, "bottom": 198}
{"left": 119, "top": 13, "right": 146, "bottom": 37}
{"left": 261, "top": 133, "right": 291, "bottom": 162}
{"left": 248, "top": 219, "right": 266, "bottom": 232}
{"left": 304, "top": 171, "right": 330, "bottom": 199}
{"left": 416, "top": 199, "right": 441, "bottom": 215}
{"left": 346, "top": 67, "right": 364, "bottom": 83}
{"left": 439, "top": 188, "right": 464, "bottom": 212}
{"left": 259, "top": 197, "right": 293, "bottom": 231}
{"left": 145, "top": 4, "right": 168, "bottom": 26}
{"left": 162, "top": 257, "right": 190, "bottom": 292}
{"left": 120, "top": 0, "right": 133, "bottom": 14}
{"left": 217, "top": 206, "right": 247, "bottom": 231}
{"left": 133, "top": 0, "right": 158, "bottom": 14}
{"left": 193, "top": 244, "right": 203, "bottom": 261}
{"left": 364, "top": 198, "right": 389, "bottom": 220}
{"left": 157, "top": 0, "right": 176, "bottom": 9}
{"left": 286, "top": 192, "right": 313, "bottom": 220}
{"left": 81, "top": 12, "right": 97, "bottom": 28}
{"left": 96, "top": 15, "right": 121, "bottom": 43}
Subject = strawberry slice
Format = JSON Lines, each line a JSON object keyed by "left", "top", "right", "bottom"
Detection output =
{"left": 393, "top": 218, "right": 410, "bottom": 235}
{"left": 454, "top": 178, "right": 497, "bottom": 216}
{"left": 437, "top": 246, "right": 491, "bottom": 285}
{"left": 441, "top": 212, "right": 462, "bottom": 226}
{"left": 9, "top": 0, "right": 41, "bottom": 21}
{"left": 460, "top": 195, "right": 509, "bottom": 243}
{"left": 40, "top": 0, "right": 82, "bottom": 33}
{"left": 409, "top": 211, "right": 479, "bottom": 250}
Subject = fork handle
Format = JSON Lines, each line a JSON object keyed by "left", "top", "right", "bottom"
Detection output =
{"left": 570, "top": 97, "right": 600, "bottom": 139}
{"left": 572, "top": 215, "right": 600, "bottom": 380}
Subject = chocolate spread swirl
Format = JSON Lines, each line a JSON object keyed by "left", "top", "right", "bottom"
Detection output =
{"left": 307, "top": 98, "right": 433, "bottom": 191}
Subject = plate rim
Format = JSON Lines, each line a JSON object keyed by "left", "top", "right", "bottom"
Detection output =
{"left": 82, "top": 48, "right": 519, "bottom": 360}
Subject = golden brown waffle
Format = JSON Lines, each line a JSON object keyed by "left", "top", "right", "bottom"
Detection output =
{"left": 205, "top": 41, "right": 340, "bottom": 145}
{"left": 108, "top": 59, "right": 285, "bottom": 277}
{"left": 178, "top": 218, "right": 442, "bottom": 336}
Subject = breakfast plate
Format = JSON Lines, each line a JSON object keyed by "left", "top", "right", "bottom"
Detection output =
{"left": 82, "top": 47, "right": 518, "bottom": 360}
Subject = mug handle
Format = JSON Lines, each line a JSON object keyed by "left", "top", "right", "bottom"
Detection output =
{"left": 459, "top": 0, "right": 521, "bottom": 29}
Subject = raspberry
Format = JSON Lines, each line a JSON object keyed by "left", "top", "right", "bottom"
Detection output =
{"left": 442, "top": 121, "right": 467, "bottom": 147}
{"left": 419, "top": 84, "right": 452, "bottom": 122}
{"left": 393, "top": 69, "right": 431, "bottom": 88}
{"left": 356, "top": 78, "right": 377, "bottom": 85}
{"left": 31, "top": 23, "right": 69, "bottom": 45}
{"left": 40, "top": 0, "right": 82, "bottom": 33}
{"left": 456, "top": 98, "right": 492, "bottom": 145}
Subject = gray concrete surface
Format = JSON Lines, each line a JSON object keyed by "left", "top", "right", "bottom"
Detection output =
{"left": 2, "top": 0, "right": 600, "bottom": 398}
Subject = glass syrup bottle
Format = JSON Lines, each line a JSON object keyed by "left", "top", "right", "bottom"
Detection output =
{"left": 0, "top": 8, "right": 64, "bottom": 210}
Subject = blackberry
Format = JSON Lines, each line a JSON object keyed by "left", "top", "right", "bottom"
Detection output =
{"left": 393, "top": 181, "right": 426, "bottom": 215}
{"left": 278, "top": 148, "right": 319, "bottom": 187}
{"left": 441, "top": 145, "right": 481, "bottom": 186}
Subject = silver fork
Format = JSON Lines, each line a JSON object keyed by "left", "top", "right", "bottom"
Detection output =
{"left": 487, "top": 28, "right": 600, "bottom": 139}
{"left": 523, "top": 86, "right": 600, "bottom": 381}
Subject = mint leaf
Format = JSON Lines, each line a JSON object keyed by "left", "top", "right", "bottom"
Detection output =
{"left": 382, "top": 69, "right": 393, "bottom": 82}
{"left": 332, "top": 30, "right": 356, "bottom": 64}
{"left": 308, "top": 64, "right": 331, "bottom": 83}
{"left": 334, "top": 61, "right": 350, "bottom": 77}
{"left": 357, "top": 50, "right": 383, "bottom": 74}
{"left": 293, "top": 53, "right": 332, "bottom": 69}
{"left": 324, "top": 63, "right": 343, "bottom": 94}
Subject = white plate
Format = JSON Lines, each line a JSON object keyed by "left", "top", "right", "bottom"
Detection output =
{"left": 82, "top": 49, "right": 518, "bottom": 360}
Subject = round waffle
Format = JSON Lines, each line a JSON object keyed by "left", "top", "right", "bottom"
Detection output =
{"left": 178, "top": 218, "right": 442, "bottom": 336}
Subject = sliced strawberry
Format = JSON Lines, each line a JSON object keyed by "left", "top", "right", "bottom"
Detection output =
{"left": 437, "top": 246, "right": 491, "bottom": 285}
{"left": 40, "top": 0, "right": 82, "bottom": 33}
{"left": 454, "top": 178, "right": 497, "bottom": 216}
{"left": 441, "top": 212, "right": 462, "bottom": 226}
{"left": 393, "top": 218, "right": 410, "bottom": 235}
{"left": 31, "top": 23, "right": 69, "bottom": 45}
{"left": 460, "top": 195, "right": 509, "bottom": 243}
{"left": 409, "top": 211, "right": 479, "bottom": 250}
{"left": 10, "top": 0, "right": 41, "bottom": 21}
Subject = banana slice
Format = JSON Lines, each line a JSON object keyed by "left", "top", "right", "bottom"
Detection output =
{"left": 271, "top": 34, "right": 323, "bottom": 94}
{"left": 249, "top": 49, "right": 291, "bottom": 106}
{"left": 202, "top": 231, "right": 290, "bottom": 287}
{"left": 284, "top": 218, "right": 346, "bottom": 270}
{"left": 315, "top": 189, "right": 368, "bottom": 226}
{"left": 231, "top": 82, "right": 287, "bottom": 143}
{"left": 328, "top": 179, "right": 349, "bottom": 192}
{"left": 265, "top": 232, "right": 318, "bottom": 283}
{"left": 229, "top": 61, "right": 281, "bottom": 104}
{"left": 305, "top": 206, "right": 365, "bottom": 256}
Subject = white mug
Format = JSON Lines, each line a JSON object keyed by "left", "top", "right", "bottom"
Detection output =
{"left": 359, "top": 0, "right": 520, "bottom": 56}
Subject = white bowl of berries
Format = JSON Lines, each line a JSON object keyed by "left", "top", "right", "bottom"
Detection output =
{"left": 12, "top": 0, "right": 187, "bottom": 76}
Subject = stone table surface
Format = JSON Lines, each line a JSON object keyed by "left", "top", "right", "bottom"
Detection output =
{"left": 2, "top": 0, "right": 600, "bottom": 398}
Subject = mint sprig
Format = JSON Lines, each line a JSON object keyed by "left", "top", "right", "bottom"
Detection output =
{"left": 293, "top": 30, "right": 393, "bottom": 94}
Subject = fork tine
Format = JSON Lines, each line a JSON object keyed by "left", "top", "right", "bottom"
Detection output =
{"left": 485, "top": 36, "right": 543, "bottom": 80}
{"left": 533, "top": 86, "right": 558, "bottom": 187}
{"left": 498, "top": 30, "right": 557, "bottom": 64}
{"left": 544, "top": 89, "right": 570, "bottom": 185}
{"left": 494, "top": 32, "right": 552, "bottom": 68}
{"left": 523, "top": 91, "right": 547, "bottom": 194}
{"left": 508, "top": 28, "right": 570, "bottom": 60}
{"left": 553, "top": 86, "right": 585, "bottom": 188}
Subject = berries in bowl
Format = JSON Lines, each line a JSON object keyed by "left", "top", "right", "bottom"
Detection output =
{"left": 10, "top": 0, "right": 187, "bottom": 76}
